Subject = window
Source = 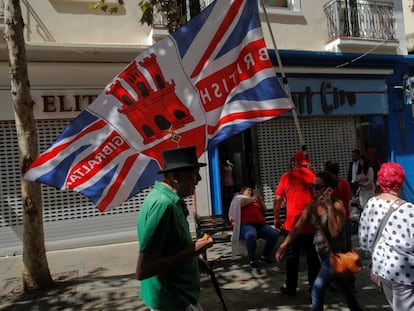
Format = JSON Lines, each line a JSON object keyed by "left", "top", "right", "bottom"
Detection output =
{"left": 260, "top": 0, "right": 302, "bottom": 15}
{"left": 263, "top": 0, "right": 288, "bottom": 8}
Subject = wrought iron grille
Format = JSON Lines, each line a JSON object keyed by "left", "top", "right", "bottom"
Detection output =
{"left": 323, "top": 0, "right": 396, "bottom": 41}
{"left": 152, "top": 6, "right": 168, "bottom": 29}
{"left": 152, "top": 0, "right": 214, "bottom": 29}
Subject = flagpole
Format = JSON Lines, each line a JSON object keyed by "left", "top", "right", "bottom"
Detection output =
{"left": 259, "top": 0, "right": 305, "bottom": 148}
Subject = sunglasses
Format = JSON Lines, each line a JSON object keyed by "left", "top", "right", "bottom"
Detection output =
{"left": 310, "top": 184, "right": 325, "bottom": 190}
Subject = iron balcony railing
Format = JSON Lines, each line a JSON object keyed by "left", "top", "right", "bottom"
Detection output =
{"left": 323, "top": 0, "right": 396, "bottom": 41}
{"left": 153, "top": 0, "right": 215, "bottom": 29}
{"left": 152, "top": 6, "right": 168, "bottom": 29}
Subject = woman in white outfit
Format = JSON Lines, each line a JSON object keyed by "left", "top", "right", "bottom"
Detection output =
{"left": 359, "top": 162, "right": 414, "bottom": 310}
{"left": 354, "top": 155, "right": 375, "bottom": 208}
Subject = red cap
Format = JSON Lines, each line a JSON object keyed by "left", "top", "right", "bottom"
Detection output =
{"left": 293, "top": 150, "right": 310, "bottom": 167}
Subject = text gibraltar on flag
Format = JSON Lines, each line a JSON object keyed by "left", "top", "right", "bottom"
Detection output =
{"left": 24, "top": 0, "right": 293, "bottom": 212}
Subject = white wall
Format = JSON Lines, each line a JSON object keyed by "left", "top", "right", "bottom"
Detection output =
{"left": 261, "top": 0, "right": 329, "bottom": 51}
{"left": 2, "top": 1, "right": 408, "bottom": 56}
{"left": 20, "top": 0, "right": 152, "bottom": 45}
{"left": 262, "top": 0, "right": 407, "bottom": 54}
{"left": 403, "top": 0, "right": 414, "bottom": 52}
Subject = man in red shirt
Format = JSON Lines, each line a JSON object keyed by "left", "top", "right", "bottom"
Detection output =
{"left": 273, "top": 150, "right": 320, "bottom": 297}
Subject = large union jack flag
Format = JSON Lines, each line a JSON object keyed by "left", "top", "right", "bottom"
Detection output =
{"left": 24, "top": 0, "right": 293, "bottom": 212}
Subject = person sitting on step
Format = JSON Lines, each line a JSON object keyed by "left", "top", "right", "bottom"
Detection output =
{"left": 229, "top": 186, "right": 279, "bottom": 269}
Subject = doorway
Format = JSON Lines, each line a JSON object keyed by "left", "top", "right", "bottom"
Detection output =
{"left": 217, "top": 128, "right": 257, "bottom": 216}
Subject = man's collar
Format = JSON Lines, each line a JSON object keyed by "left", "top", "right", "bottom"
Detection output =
{"left": 154, "top": 181, "right": 180, "bottom": 203}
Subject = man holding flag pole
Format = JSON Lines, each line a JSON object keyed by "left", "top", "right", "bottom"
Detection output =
{"left": 136, "top": 146, "right": 214, "bottom": 310}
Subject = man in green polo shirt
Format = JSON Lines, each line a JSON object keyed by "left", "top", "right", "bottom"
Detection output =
{"left": 136, "top": 146, "right": 214, "bottom": 311}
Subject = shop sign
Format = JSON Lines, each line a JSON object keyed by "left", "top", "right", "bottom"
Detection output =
{"left": 1, "top": 78, "right": 388, "bottom": 120}
{"left": 285, "top": 78, "right": 388, "bottom": 116}
{"left": 1, "top": 89, "right": 101, "bottom": 120}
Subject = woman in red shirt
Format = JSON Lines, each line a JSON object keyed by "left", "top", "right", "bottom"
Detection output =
{"left": 229, "top": 186, "right": 279, "bottom": 269}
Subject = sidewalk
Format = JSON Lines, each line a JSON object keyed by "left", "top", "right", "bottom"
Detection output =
{"left": 0, "top": 238, "right": 391, "bottom": 311}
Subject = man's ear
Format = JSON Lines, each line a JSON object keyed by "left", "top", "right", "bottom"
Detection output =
{"left": 168, "top": 171, "right": 180, "bottom": 184}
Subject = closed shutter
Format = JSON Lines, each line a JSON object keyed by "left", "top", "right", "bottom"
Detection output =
{"left": 256, "top": 116, "right": 358, "bottom": 208}
{"left": 0, "top": 120, "right": 195, "bottom": 256}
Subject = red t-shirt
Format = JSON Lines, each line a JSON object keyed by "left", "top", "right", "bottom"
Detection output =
{"left": 241, "top": 200, "right": 266, "bottom": 224}
{"left": 332, "top": 178, "right": 352, "bottom": 220}
{"left": 275, "top": 168, "right": 315, "bottom": 232}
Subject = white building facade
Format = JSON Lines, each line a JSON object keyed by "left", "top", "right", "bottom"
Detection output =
{"left": 1, "top": 0, "right": 413, "bottom": 256}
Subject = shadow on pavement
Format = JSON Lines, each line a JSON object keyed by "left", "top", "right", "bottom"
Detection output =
{"left": 0, "top": 268, "right": 146, "bottom": 311}
{"left": 0, "top": 238, "right": 392, "bottom": 311}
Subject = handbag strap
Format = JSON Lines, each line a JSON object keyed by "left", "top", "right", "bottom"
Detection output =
{"left": 317, "top": 223, "right": 332, "bottom": 252}
{"left": 315, "top": 206, "right": 350, "bottom": 255}
{"left": 372, "top": 198, "right": 406, "bottom": 253}
{"left": 312, "top": 204, "right": 332, "bottom": 251}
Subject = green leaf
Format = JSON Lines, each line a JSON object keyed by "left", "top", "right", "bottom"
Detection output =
{"left": 88, "top": 3, "right": 99, "bottom": 10}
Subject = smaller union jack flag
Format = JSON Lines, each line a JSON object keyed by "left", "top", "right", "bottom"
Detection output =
{"left": 24, "top": 0, "right": 293, "bottom": 212}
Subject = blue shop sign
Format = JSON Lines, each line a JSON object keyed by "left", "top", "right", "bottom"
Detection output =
{"left": 283, "top": 78, "right": 388, "bottom": 116}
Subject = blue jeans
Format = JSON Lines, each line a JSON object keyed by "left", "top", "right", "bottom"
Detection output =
{"left": 311, "top": 253, "right": 362, "bottom": 311}
{"left": 239, "top": 223, "right": 278, "bottom": 262}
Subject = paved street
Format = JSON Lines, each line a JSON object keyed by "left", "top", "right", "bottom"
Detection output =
{"left": 0, "top": 237, "right": 391, "bottom": 310}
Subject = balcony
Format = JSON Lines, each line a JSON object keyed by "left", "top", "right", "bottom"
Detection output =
{"left": 152, "top": 0, "right": 215, "bottom": 41}
{"left": 152, "top": 6, "right": 169, "bottom": 41}
{"left": 323, "top": 0, "right": 399, "bottom": 53}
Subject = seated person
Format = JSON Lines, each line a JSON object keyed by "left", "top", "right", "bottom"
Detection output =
{"left": 228, "top": 186, "right": 279, "bottom": 269}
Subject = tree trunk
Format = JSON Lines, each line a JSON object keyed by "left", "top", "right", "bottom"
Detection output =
{"left": 3, "top": 0, "right": 53, "bottom": 290}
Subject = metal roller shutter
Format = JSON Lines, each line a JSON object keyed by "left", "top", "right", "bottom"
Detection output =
{"left": 0, "top": 120, "right": 196, "bottom": 256}
{"left": 256, "top": 116, "right": 358, "bottom": 208}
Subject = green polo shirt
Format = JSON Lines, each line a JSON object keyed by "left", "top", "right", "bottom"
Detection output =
{"left": 137, "top": 181, "right": 199, "bottom": 310}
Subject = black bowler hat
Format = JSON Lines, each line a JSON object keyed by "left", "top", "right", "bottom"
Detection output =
{"left": 157, "top": 146, "right": 207, "bottom": 174}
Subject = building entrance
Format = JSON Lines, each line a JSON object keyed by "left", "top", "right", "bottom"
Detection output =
{"left": 218, "top": 129, "right": 257, "bottom": 216}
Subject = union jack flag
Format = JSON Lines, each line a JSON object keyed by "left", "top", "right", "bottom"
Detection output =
{"left": 24, "top": 0, "right": 293, "bottom": 212}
